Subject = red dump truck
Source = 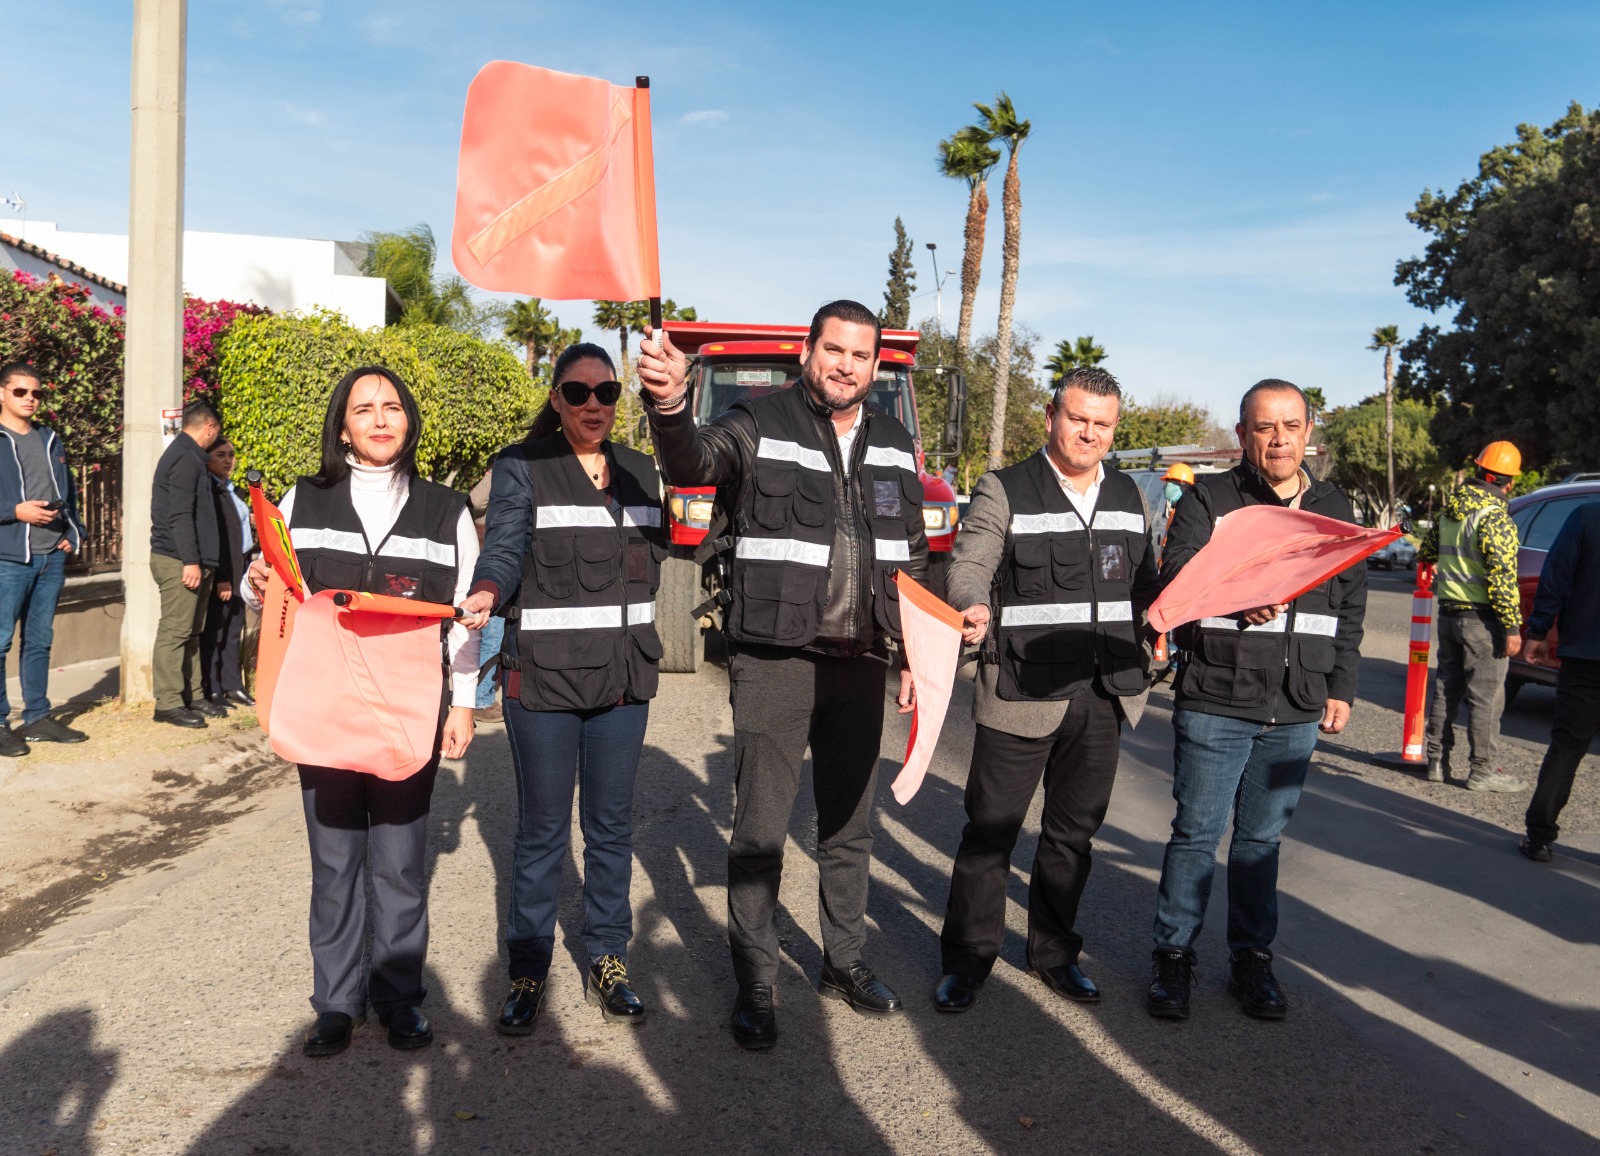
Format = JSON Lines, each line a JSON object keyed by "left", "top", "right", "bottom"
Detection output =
{"left": 655, "top": 320, "right": 960, "bottom": 672}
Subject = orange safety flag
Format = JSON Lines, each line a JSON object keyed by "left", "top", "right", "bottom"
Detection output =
{"left": 249, "top": 483, "right": 305, "bottom": 601}
{"left": 266, "top": 591, "right": 449, "bottom": 780}
{"left": 890, "top": 572, "right": 966, "bottom": 805}
{"left": 451, "top": 61, "right": 661, "bottom": 301}
{"left": 248, "top": 481, "right": 305, "bottom": 733}
{"left": 325, "top": 590, "right": 461, "bottom": 620}
{"left": 1149, "top": 505, "right": 1400, "bottom": 633}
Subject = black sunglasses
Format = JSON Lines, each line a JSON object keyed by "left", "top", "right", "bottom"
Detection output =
{"left": 558, "top": 379, "right": 623, "bottom": 407}
{"left": 8, "top": 387, "right": 43, "bottom": 400}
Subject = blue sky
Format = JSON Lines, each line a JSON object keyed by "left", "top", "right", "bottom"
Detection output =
{"left": 7, "top": 1, "right": 1600, "bottom": 423}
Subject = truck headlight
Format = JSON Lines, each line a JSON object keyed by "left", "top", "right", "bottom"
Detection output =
{"left": 686, "top": 499, "right": 715, "bottom": 524}
{"left": 669, "top": 497, "right": 686, "bottom": 521}
{"left": 923, "top": 507, "right": 947, "bottom": 530}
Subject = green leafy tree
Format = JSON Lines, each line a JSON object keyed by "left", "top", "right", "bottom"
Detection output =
{"left": 1324, "top": 397, "right": 1449, "bottom": 525}
{"left": 1044, "top": 336, "right": 1107, "bottom": 383}
{"left": 938, "top": 127, "right": 1000, "bottom": 368}
{"left": 879, "top": 217, "right": 917, "bottom": 329}
{"left": 1369, "top": 324, "right": 1402, "bottom": 522}
{"left": 593, "top": 300, "right": 653, "bottom": 379}
{"left": 360, "top": 223, "right": 493, "bottom": 335}
{"left": 1395, "top": 102, "right": 1600, "bottom": 470}
{"left": 1304, "top": 386, "right": 1327, "bottom": 425}
{"left": 973, "top": 93, "right": 1031, "bottom": 470}
{"left": 503, "top": 298, "right": 557, "bottom": 377}
{"left": 661, "top": 299, "right": 697, "bottom": 323}
{"left": 1112, "top": 397, "right": 1211, "bottom": 451}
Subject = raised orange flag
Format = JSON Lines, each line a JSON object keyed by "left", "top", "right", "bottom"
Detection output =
{"left": 451, "top": 61, "right": 661, "bottom": 301}
{"left": 890, "top": 572, "right": 966, "bottom": 805}
{"left": 247, "top": 477, "right": 304, "bottom": 732}
{"left": 1149, "top": 505, "right": 1399, "bottom": 633}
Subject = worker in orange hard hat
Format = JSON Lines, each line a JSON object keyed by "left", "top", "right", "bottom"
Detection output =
{"left": 1415, "top": 440, "right": 1525, "bottom": 791}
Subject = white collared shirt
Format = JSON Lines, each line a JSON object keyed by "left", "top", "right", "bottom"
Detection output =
{"left": 836, "top": 405, "right": 865, "bottom": 466}
{"left": 1042, "top": 450, "right": 1104, "bottom": 525}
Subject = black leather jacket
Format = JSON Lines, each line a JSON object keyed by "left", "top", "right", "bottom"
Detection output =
{"left": 649, "top": 387, "right": 929, "bottom": 657}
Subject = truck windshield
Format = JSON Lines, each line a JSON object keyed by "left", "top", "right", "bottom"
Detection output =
{"left": 693, "top": 359, "right": 919, "bottom": 441}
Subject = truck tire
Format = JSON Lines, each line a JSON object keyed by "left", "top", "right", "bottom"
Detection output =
{"left": 658, "top": 550, "right": 703, "bottom": 673}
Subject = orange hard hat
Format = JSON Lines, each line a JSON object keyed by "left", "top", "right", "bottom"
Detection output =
{"left": 1162, "top": 463, "right": 1195, "bottom": 485}
{"left": 1475, "top": 441, "right": 1522, "bottom": 478}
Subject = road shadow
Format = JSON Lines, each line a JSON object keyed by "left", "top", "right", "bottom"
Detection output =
{"left": 0, "top": 1007, "right": 117, "bottom": 1154}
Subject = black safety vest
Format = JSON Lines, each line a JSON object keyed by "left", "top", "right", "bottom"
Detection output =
{"left": 501, "top": 436, "right": 665, "bottom": 711}
{"left": 990, "top": 453, "right": 1150, "bottom": 700}
{"left": 725, "top": 384, "right": 923, "bottom": 648}
{"left": 291, "top": 474, "right": 463, "bottom": 605}
{"left": 1174, "top": 468, "right": 1343, "bottom": 715}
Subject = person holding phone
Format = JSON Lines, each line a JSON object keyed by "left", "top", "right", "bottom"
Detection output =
{"left": 0, "top": 362, "right": 86, "bottom": 754}
{"left": 244, "top": 366, "right": 479, "bottom": 1057}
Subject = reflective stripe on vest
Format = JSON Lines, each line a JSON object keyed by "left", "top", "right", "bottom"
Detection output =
{"left": 376, "top": 535, "right": 454, "bottom": 567}
{"left": 756, "top": 437, "right": 830, "bottom": 473}
{"left": 1092, "top": 510, "right": 1144, "bottom": 533}
{"left": 1435, "top": 508, "right": 1489, "bottom": 603}
{"left": 736, "top": 536, "right": 831, "bottom": 567}
{"left": 522, "top": 602, "right": 657, "bottom": 631}
{"left": 1011, "top": 511, "right": 1083, "bottom": 535}
{"left": 294, "top": 527, "right": 367, "bottom": 554}
{"left": 1294, "top": 612, "right": 1338, "bottom": 637}
{"left": 1001, "top": 600, "right": 1133, "bottom": 627}
{"left": 874, "top": 538, "right": 910, "bottom": 562}
{"left": 1198, "top": 613, "right": 1338, "bottom": 636}
{"left": 863, "top": 445, "right": 917, "bottom": 472}
{"left": 622, "top": 506, "right": 661, "bottom": 528}
{"left": 536, "top": 504, "right": 615, "bottom": 528}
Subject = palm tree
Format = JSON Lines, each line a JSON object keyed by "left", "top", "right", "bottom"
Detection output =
{"left": 547, "top": 325, "right": 583, "bottom": 367}
{"left": 973, "top": 93, "right": 1031, "bottom": 470}
{"left": 1369, "top": 324, "right": 1402, "bottom": 522}
{"left": 1044, "top": 336, "right": 1107, "bottom": 384}
{"left": 594, "top": 300, "right": 653, "bottom": 380}
{"left": 359, "top": 223, "right": 481, "bottom": 331}
{"left": 661, "top": 298, "right": 697, "bottom": 323}
{"left": 503, "top": 298, "right": 556, "bottom": 377}
{"left": 937, "top": 127, "right": 1001, "bottom": 368}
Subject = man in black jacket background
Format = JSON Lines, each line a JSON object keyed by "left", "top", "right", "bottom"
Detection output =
{"left": 1146, "top": 379, "right": 1366, "bottom": 1024}
{"left": 149, "top": 401, "right": 223, "bottom": 728}
{"left": 637, "top": 300, "right": 928, "bottom": 1051}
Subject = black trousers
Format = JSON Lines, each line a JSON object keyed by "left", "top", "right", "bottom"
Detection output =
{"left": 725, "top": 644, "right": 889, "bottom": 986}
{"left": 199, "top": 588, "right": 246, "bottom": 698}
{"left": 1525, "top": 657, "right": 1600, "bottom": 845}
{"left": 941, "top": 688, "right": 1121, "bottom": 978}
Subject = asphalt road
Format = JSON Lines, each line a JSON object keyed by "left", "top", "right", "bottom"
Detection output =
{"left": 1, "top": 577, "right": 1596, "bottom": 1155}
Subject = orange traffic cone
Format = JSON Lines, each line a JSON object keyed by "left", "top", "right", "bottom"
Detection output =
{"left": 1376, "top": 564, "right": 1435, "bottom": 769}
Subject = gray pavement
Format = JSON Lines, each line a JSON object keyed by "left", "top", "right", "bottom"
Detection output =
{"left": 1, "top": 580, "right": 1597, "bottom": 1154}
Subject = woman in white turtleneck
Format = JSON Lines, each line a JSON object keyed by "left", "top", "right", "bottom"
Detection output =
{"left": 244, "top": 366, "right": 478, "bottom": 1059}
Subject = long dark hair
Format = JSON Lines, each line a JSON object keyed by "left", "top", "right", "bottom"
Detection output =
{"left": 309, "top": 365, "right": 423, "bottom": 487}
{"left": 528, "top": 343, "right": 617, "bottom": 440}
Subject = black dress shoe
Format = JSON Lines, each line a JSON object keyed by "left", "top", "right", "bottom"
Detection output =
{"left": 934, "top": 973, "right": 981, "bottom": 1014}
{"left": 1520, "top": 837, "right": 1554, "bottom": 863}
{"left": 496, "top": 976, "right": 548, "bottom": 1035}
{"left": 303, "top": 1011, "right": 364, "bottom": 1057}
{"left": 19, "top": 716, "right": 89, "bottom": 743}
{"left": 1425, "top": 757, "right": 1446, "bottom": 783}
{"left": 1228, "top": 948, "right": 1288, "bottom": 1020}
{"left": 820, "top": 960, "right": 903, "bottom": 1015}
{"left": 1148, "top": 949, "right": 1195, "bottom": 1020}
{"left": 153, "top": 708, "right": 207, "bottom": 729}
{"left": 191, "top": 699, "right": 229, "bottom": 719}
{"left": 206, "top": 694, "right": 235, "bottom": 711}
{"left": 223, "top": 688, "right": 256, "bottom": 707}
{"left": 0, "top": 725, "right": 29, "bottom": 757}
{"left": 382, "top": 1004, "right": 433, "bottom": 1050}
{"left": 731, "top": 983, "right": 777, "bottom": 1050}
{"left": 1031, "top": 962, "right": 1101, "bottom": 1003}
{"left": 586, "top": 955, "right": 646, "bottom": 1025}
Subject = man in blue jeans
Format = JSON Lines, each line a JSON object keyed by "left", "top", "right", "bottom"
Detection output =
{"left": 1148, "top": 379, "right": 1366, "bottom": 1021}
{"left": 0, "top": 362, "right": 87, "bottom": 755}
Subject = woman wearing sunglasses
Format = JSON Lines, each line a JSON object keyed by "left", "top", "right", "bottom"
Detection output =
{"left": 459, "top": 342, "right": 668, "bottom": 1033}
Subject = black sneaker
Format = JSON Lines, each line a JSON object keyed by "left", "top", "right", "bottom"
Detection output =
{"left": 1228, "top": 948, "right": 1288, "bottom": 1020}
{"left": 0, "top": 724, "right": 28, "bottom": 757}
{"left": 1519, "top": 837, "right": 1553, "bottom": 863}
{"left": 19, "top": 716, "right": 88, "bottom": 744}
{"left": 1147, "top": 949, "right": 1194, "bottom": 1020}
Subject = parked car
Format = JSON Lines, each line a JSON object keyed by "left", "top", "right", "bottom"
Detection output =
{"left": 1368, "top": 538, "right": 1418, "bottom": 570}
{"left": 1505, "top": 480, "right": 1600, "bottom": 703}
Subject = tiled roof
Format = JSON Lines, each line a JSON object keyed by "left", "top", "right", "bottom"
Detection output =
{"left": 0, "top": 231, "right": 127, "bottom": 295}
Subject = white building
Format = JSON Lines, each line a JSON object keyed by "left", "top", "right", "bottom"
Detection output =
{"left": 13, "top": 222, "right": 391, "bottom": 329}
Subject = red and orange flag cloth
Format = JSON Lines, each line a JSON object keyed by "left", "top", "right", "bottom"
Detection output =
{"left": 1148, "top": 505, "right": 1400, "bottom": 633}
{"left": 248, "top": 482, "right": 305, "bottom": 731}
{"left": 890, "top": 572, "right": 967, "bottom": 805}
{"left": 267, "top": 591, "right": 459, "bottom": 781}
{"left": 451, "top": 61, "right": 660, "bottom": 301}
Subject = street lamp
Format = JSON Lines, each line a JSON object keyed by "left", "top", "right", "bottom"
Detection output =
{"left": 1427, "top": 483, "right": 1436, "bottom": 523}
{"left": 925, "top": 242, "right": 951, "bottom": 341}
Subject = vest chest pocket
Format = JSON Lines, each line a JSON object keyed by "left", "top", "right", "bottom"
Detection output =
{"left": 1052, "top": 535, "right": 1091, "bottom": 590}
{"left": 739, "top": 564, "right": 820, "bottom": 643}
{"left": 534, "top": 534, "right": 577, "bottom": 599}
{"left": 1192, "top": 630, "right": 1278, "bottom": 707}
{"left": 576, "top": 533, "right": 621, "bottom": 592}
{"left": 1005, "top": 629, "right": 1092, "bottom": 699}
{"left": 793, "top": 471, "right": 830, "bottom": 528}
{"left": 308, "top": 554, "right": 364, "bottom": 594}
{"left": 753, "top": 469, "right": 796, "bottom": 530}
{"left": 525, "top": 631, "right": 622, "bottom": 712}
{"left": 1287, "top": 635, "right": 1336, "bottom": 710}
{"left": 1011, "top": 538, "right": 1051, "bottom": 598}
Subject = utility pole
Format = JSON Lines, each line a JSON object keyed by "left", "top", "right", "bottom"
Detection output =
{"left": 122, "top": 0, "right": 187, "bottom": 702}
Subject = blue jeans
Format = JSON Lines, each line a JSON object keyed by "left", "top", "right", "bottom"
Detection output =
{"left": 1153, "top": 709, "right": 1320, "bottom": 955}
{"left": 503, "top": 697, "right": 648, "bottom": 978}
{"left": 475, "top": 616, "right": 505, "bottom": 709}
{"left": 0, "top": 549, "right": 67, "bottom": 725}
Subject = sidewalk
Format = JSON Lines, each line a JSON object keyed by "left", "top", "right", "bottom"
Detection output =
{"left": 4, "top": 652, "right": 120, "bottom": 723}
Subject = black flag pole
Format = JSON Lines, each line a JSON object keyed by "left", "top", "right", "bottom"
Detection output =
{"left": 637, "top": 75, "right": 663, "bottom": 334}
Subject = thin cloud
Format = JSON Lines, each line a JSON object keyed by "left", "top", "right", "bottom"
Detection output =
{"left": 681, "top": 109, "right": 730, "bottom": 126}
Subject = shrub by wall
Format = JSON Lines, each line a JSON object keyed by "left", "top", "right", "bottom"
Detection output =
{"left": 0, "top": 270, "right": 124, "bottom": 458}
{"left": 215, "top": 310, "right": 542, "bottom": 495}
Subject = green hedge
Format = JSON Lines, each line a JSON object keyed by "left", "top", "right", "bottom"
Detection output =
{"left": 216, "top": 310, "right": 542, "bottom": 496}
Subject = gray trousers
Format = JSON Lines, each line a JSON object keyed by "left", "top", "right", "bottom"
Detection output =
{"left": 1425, "top": 607, "right": 1509, "bottom": 777}
{"left": 298, "top": 762, "right": 439, "bottom": 1018}
{"left": 725, "top": 644, "right": 889, "bottom": 986}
